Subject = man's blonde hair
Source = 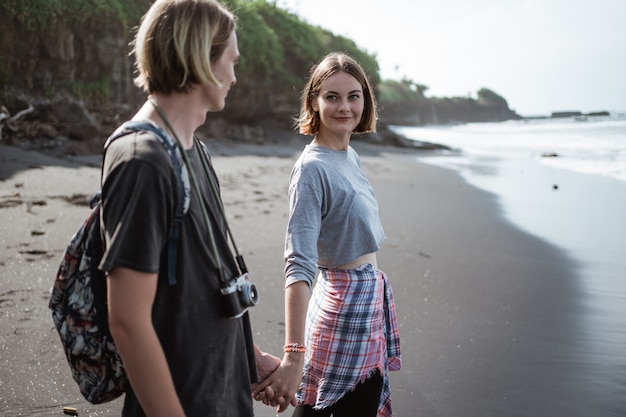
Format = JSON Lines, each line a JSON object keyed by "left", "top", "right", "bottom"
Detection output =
{"left": 132, "top": 0, "right": 235, "bottom": 94}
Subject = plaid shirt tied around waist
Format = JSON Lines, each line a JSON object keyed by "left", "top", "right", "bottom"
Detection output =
{"left": 297, "top": 264, "right": 402, "bottom": 416}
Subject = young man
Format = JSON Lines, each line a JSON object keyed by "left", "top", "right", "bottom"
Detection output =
{"left": 100, "top": 1, "right": 281, "bottom": 416}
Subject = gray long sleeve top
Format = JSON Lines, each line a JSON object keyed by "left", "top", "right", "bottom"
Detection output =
{"left": 284, "top": 144, "right": 386, "bottom": 288}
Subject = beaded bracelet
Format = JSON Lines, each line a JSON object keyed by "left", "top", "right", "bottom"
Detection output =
{"left": 284, "top": 343, "right": 306, "bottom": 353}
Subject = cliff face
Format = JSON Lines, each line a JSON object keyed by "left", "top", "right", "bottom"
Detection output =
{"left": 0, "top": 11, "right": 300, "bottom": 144}
{"left": 1, "top": 12, "right": 142, "bottom": 147}
{"left": 0, "top": 13, "right": 139, "bottom": 111}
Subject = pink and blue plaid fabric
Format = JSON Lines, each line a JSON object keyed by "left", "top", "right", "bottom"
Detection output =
{"left": 297, "top": 264, "right": 402, "bottom": 416}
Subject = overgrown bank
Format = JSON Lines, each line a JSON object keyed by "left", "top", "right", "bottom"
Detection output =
{"left": 0, "top": 0, "right": 518, "bottom": 153}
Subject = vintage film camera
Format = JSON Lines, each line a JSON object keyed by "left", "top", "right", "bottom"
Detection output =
{"left": 220, "top": 272, "right": 259, "bottom": 319}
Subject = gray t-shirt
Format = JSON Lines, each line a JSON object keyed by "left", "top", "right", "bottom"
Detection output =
{"left": 285, "top": 144, "right": 386, "bottom": 288}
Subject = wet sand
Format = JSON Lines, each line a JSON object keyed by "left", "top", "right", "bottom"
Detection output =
{"left": 0, "top": 139, "right": 620, "bottom": 416}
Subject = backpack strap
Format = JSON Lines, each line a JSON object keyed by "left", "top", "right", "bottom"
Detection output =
{"left": 103, "top": 120, "right": 190, "bottom": 285}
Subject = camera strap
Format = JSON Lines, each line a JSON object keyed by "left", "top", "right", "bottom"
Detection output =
{"left": 150, "top": 98, "right": 247, "bottom": 283}
{"left": 150, "top": 98, "right": 259, "bottom": 386}
{"left": 194, "top": 135, "right": 248, "bottom": 275}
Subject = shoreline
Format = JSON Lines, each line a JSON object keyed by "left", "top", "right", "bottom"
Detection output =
{"left": 415, "top": 151, "right": 626, "bottom": 328}
{"left": 1, "top": 142, "right": 623, "bottom": 416}
{"left": 412, "top": 150, "right": 626, "bottom": 415}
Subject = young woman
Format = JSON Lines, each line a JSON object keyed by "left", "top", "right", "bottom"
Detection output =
{"left": 254, "top": 52, "right": 402, "bottom": 416}
{"left": 100, "top": 1, "right": 280, "bottom": 416}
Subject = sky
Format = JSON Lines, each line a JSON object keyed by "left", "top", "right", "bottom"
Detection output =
{"left": 277, "top": 0, "right": 626, "bottom": 116}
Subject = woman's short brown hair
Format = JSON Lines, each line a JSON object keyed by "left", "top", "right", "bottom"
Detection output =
{"left": 296, "top": 52, "right": 378, "bottom": 136}
{"left": 132, "top": 0, "right": 235, "bottom": 94}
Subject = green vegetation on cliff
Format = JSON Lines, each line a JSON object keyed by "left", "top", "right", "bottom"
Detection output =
{"left": 225, "top": 1, "right": 379, "bottom": 85}
{"left": 0, "top": 0, "right": 518, "bottom": 127}
{"left": 0, "top": 0, "right": 149, "bottom": 29}
{"left": 378, "top": 77, "right": 518, "bottom": 124}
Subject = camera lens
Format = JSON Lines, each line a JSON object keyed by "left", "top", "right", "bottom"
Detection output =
{"left": 239, "top": 281, "right": 259, "bottom": 307}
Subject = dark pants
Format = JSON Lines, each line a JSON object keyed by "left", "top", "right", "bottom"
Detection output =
{"left": 291, "top": 370, "right": 383, "bottom": 417}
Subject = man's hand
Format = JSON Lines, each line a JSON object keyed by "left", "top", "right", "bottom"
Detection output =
{"left": 252, "top": 353, "right": 304, "bottom": 413}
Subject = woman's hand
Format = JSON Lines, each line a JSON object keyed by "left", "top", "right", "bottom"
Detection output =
{"left": 252, "top": 353, "right": 304, "bottom": 413}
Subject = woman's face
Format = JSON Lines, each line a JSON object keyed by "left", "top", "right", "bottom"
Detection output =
{"left": 312, "top": 71, "right": 364, "bottom": 138}
{"left": 204, "top": 31, "right": 240, "bottom": 111}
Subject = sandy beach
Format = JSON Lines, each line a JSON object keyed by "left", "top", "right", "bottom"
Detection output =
{"left": 1, "top": 137, "right": 623, "bottom": 417}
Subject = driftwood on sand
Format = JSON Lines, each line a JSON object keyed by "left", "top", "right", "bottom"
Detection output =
{"left": 0, "top": 104, "right": 35, "bottom": 141}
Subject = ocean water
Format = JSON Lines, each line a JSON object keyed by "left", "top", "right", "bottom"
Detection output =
{"left": 392, "top": 115, "right": 626, "bottom": 266}
{"left": 393, "top": 115, "right": 626, "bottom": 414}
{"left": 394, "top": 115, "right": 626, "bottom": 183}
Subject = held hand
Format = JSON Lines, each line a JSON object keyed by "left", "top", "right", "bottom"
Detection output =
{"left": 251, "top": 353, "right": 304, "bottom": 413}
{"left": 252, "top": 350, "right": 297, "bottom": 411}
{"left": 254, "top": 349, "right": 281, "bottom": 382}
